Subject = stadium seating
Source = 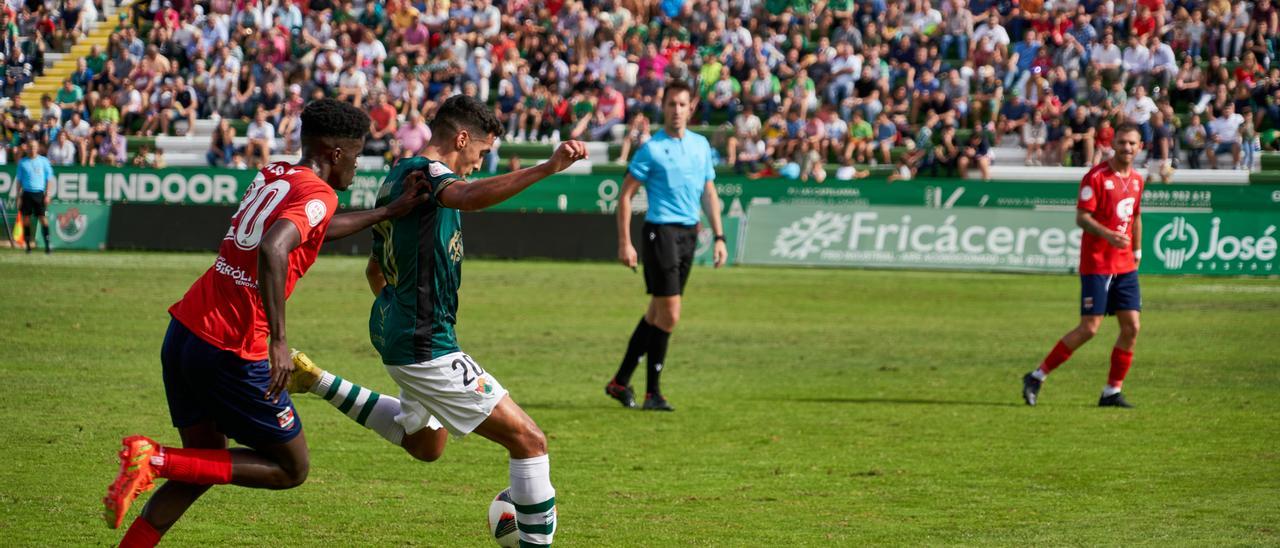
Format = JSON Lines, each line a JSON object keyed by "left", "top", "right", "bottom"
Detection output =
{"left": 2, "top": 0, "right": 1275, "bottom": 183}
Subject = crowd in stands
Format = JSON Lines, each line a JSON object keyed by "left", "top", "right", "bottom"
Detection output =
{"left": 2, "top": 0, "right": 1279, "bottom": 180}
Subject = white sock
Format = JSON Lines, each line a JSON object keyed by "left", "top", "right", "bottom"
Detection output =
{"left": 1030, "top": 369, "right": 1047, "bottom": 381}
{"left": 1102, "top": 385, "right": 1122, "bottom": 397}
{"left": 509, "top": 455, "right": 556, "bottom": 547}
{"left": 312, "top": 372, "right": 406, "bottom": 446}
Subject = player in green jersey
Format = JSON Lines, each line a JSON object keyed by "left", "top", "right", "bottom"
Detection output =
{"left": 288, "top": 95, "right": 586, "bottom": 547}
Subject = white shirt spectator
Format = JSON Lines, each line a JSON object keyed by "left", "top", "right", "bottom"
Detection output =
{"left": 975, "top": 22, "right": 1011, "bottom": 48}
{"left": 356, "top": 38, "right": 388, "bottom": 73}
{"left": 1122, "top": 96, "right": 1158, "bottom": 124}
{"left": 475, "top": 4, "right": 502, "bottom": 38}
{"left": 1122, "top": 44, "right": 1151, "bottom": 73}
{"left": 48, "top": 138, "right": 77, "bottom": 165}
{"left": 1090, "top": 43, "right": 1122, "bottom": 67}
{"left": 248, "top": 119, "right": 276, "bottom": 150}
{"left": 734, "top": 113, "right": 762, "bottom": 137}
{"left": 64, "top": 118, "right": 93, "bottom": 140}
{"left": 1208, "top": 113, "right": 1245, "bottom": 144}
{"left": 831, "top": 53, "right": 862, "bottom": 86}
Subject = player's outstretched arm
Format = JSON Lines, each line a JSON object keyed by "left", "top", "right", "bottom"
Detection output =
{"left": 438, "top": 141, "right": 589, "bottom": 211}
{"left": 259, "top": 219, "right": 303, "bottom": 402}
{"left": 326, "top": 171, "right": 433, "bottom": 241}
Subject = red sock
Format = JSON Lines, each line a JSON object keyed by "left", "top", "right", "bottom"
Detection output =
{"left": 119, "top": 516, "right": 161, "bottom": 548}
{"left": 1108, "top": 347, "right": 1134, "bottom": 388}
{"left": 1038, "top": 340, "right": 1074, "bottom": 375}
{"left": 155, "top": 447, "right": 233, "bottom": 485}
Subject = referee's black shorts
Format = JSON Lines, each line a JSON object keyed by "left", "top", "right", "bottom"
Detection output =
{"left": 641, "top": 222, "right": 698, "bottom": 297}
{"left": 19, "top": 191, "right": 47, "bottom": 218}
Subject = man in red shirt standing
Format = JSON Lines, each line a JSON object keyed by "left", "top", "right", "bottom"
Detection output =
{"left": 1023, "top": 123, "right": 1145, "bottom": 409}
{"left": 102, "top": 99, "right": 430, "bottom": 546}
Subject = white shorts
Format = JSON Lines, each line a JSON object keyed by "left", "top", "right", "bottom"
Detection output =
{"left": 385, "top": 352, "right": 509, "bottom": 437}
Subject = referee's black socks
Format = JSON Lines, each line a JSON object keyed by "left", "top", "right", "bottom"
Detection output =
{"left": 645, "top": 326, "right": 671, "bottom": 397}
{"left": 613, "top": 317, "right": 653, "bottom": 387}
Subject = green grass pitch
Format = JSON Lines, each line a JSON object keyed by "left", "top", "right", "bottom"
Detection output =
{"left": 1, "top": 252, "right": 1278, "bottom": 546}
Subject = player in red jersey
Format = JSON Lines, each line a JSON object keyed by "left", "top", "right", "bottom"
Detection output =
{"left": 1023, "top": 123, "right": 1145, "bottom": 408}
{"left": 102, "top": 99, "right": 431, "bottom": 546}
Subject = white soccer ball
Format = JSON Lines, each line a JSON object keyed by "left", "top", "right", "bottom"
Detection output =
{"left": 487, "top": 488, "right": 520, "bottom": 547}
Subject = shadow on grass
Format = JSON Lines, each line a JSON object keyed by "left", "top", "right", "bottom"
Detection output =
{"left": 785, "top": 397, "right": 1025, "bottom": 408}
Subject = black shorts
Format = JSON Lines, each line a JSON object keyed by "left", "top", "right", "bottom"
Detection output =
{"left": 642, "top": 222, "right": 697, "bottom": 297}
{"left": 19, "top": 191, "right": 46, "bottom": 217}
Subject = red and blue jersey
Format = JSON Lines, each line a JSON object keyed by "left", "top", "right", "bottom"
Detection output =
{"left": 1077, "top": 162, "right": 1144, "bottom": 275}
{"left": 169, "top": 162, "right": 337, "bottom": 361}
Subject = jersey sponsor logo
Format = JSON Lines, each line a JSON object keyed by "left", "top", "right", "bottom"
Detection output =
{"left": 212, "top": 255, "right": 257, "bottom": 288}
{"left": 1116, "top": 197, "right": 1136, "bottom": 221}
{"left": 1080, "top": 186, "right": 1094, "bottom": 201}
{"left": 428, "top": 162, "right": 453, "bottom": 178}
{"left": 305, "top": 199, "right": 327, "bottom": 227}
{"left": 276, "top": 407, "right": 296, "bottom": 430}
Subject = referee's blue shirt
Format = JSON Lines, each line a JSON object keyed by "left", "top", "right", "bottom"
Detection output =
{"left": 17, "top": 154, "right": 54, "bottom": 193}
{"left": 628, "top": 129, "right": 716, "bottom": 226}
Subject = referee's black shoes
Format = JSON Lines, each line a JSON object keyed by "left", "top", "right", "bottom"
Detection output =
{"left": 642, "top": 393, "right": 675, "bottom": 412}
{"left": 605, "top": 381, "right": 637, "bottom": 408}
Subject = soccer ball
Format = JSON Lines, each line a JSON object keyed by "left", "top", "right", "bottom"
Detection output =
{"left": 487, "top": 488, "right": 519, "bottom": 547}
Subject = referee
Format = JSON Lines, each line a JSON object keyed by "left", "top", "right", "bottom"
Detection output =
{"left": 606, "top": 80, "right": 727, "bottom": 412}
{"left": 15, "top": 140, "right": 55, "bottom": 254}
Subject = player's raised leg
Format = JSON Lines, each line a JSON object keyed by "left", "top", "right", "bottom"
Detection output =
{"left": 290, "top": 351, "right": 408, "bottom": 445}
{"left": 473, "top": 397, "right": 557, "bottom": 548}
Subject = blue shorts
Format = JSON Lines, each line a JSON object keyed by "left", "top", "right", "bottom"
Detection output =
{"left": 1080, "top": 272, "right": 1141, "bottom": 316}
{"left": 161, "top": 317, "right": 302, "bottom": 447}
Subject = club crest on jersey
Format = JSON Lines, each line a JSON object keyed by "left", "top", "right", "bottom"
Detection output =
{"left": 277, "top": 407, "right": 296, "bottom": 430}
{"left": 305, "top": 199, "right": 327, "bottom": 227}
{"left": 1104, "top": 179, "right": 1115, "bottom": 190}
{"left": 428, "top": 162, "right": 453, "bottom": 178}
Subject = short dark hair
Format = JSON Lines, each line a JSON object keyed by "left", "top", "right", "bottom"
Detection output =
{"left": 663, "top": 80, "right": 695, "bottom": 101}
{"left": 301, "top": 98, "right": 370, "bottom": 140}
{"left": 1114, "top": 122, "right": 1142, "bottom": 139}
{"left": 430, "top": 95, "right": 503, "bottom": 139}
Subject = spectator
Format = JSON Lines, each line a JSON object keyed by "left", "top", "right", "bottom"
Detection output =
{"left": 1148, "top": 111, "right": 1175, "bottom": 183}
{"left": 958, "top": 130, "right": 992, "bottom": 181}
{"left": 616, "top": 112, "right": 652, "bottom": 166}
{"left": 1023, "top": 111, "right": 1047, "bottom": 166}
{"left": 62, "top": 111, "right": 92, "bottom": 165}
{"left": 1063, "top": 107, "right": 1097, "bottom": 167}
{"left": 40, "top": 94, "right": 62, "bottom": 126}
{"left": 91, "top": 124, "right": 127, "bottom": 167}
{"left": 56, "top": 79, "right": 84, "bottom": 124}
{"left": 245, "top": 107, "right": 276, "bottom": 169}
{"left": 363, "top": 93, "right": 397, "bottom": 157}
{"left": 1183, "top": 114, "right": 1208, "bottom": 170}
{"left": 205, "top": 118, "right": 236, "bottom": 168}
{"left": 394, "top": 109, "right": 431, "bottom": 159}
{"left": 1121, "top": 85, "right": 1158, "bottom": 146}
{"left": 1206, "top": 103, "right": 1245, "bottom": 169}
{"left": 47, "top": 129, "right": 77, "bottom": 166}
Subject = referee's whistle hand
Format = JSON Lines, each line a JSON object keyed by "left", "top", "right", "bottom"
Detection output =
{"left": 619, "top": 243, "right": 638, "bottom": 269}
{"left": 547, "top": 140, "right": 589, "bottom": 172}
